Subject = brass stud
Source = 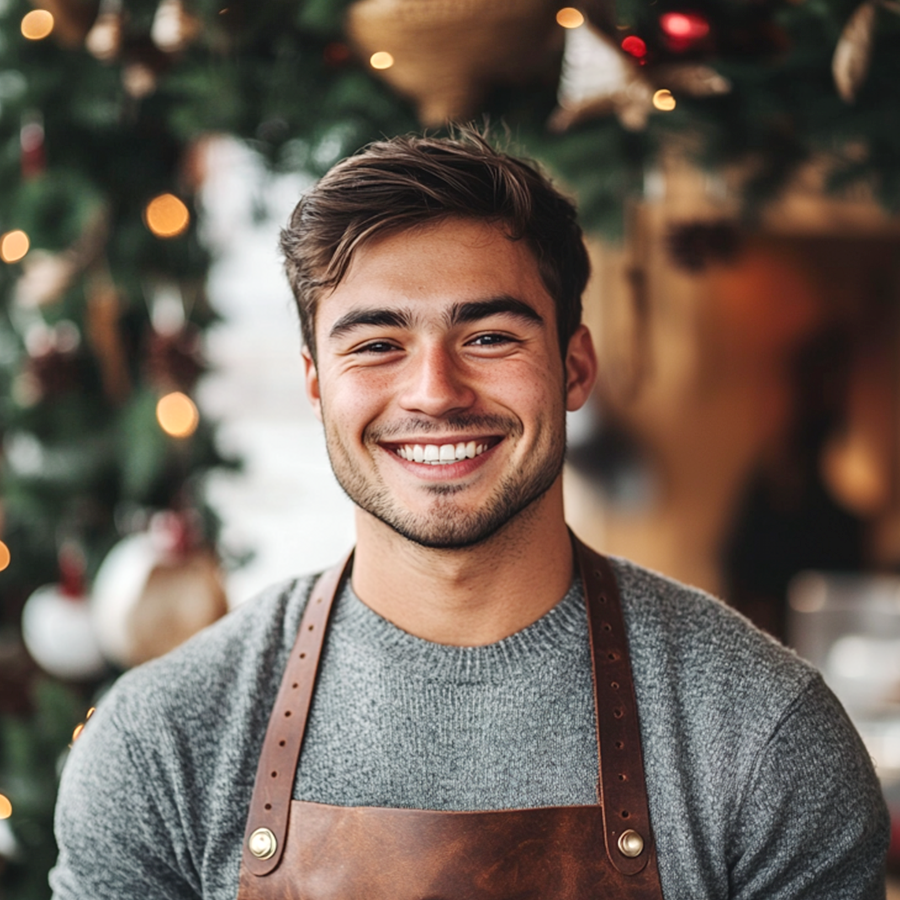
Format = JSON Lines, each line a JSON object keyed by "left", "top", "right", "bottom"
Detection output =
{"left": 248, "top": 827, "right": 277, "bottom": 860}
{"left": 618, "top": 829, "right": 644, "bottom": 858}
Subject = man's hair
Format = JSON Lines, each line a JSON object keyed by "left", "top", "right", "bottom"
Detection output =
{"left": 280, "top": 130, "right": 591, "bottom": 361}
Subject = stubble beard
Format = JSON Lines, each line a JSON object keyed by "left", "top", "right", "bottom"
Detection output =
{"left": 322, "top": 412, "right": 566, "bottom": 550}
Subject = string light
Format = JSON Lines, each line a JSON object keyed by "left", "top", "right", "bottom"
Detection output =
{"left": 0, "top": 230, "right": 30, "bottom": 263}
{"left": 660, "top": 12, "right": 710, "bottom": 41}
{"left": 556, "top": 8, "right": 584, "bottom": 28}
{"left": 144, "top": 193, "right": 190, "bottom": 238}
{"left": 369, "top": 51, "right": 394, "bottom": 70}
{"left": 653, "top": 89, "right": 676, "bottom": 111}
{"left": 156, "top": 391, "right": 199, "bottom": 438}
{"left": 0, "top": 541, "right": 10, "bottom": 572}
{"left": 0, "top": 795, "right": 11, "bottom": 820}
{"left": 621, "top": 36, "right": 647, "bottom": 58}
{"left": 21, "top": 9, "right": 54, "bottom": 39}
{"left": 71, "top": 708, "right": 95, "bottom": 745}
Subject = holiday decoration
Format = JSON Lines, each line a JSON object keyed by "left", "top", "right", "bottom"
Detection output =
{"left": 345, "top": 0, "right": 564, "bottom": 124}
{"left": 91, "top": 513, "right": 228, "bottom": 669}
{"left": 20, "top": 547, "right": 106, "bottom": 681}
{"left": 552, "top": 22, "right": 730, "bottom": 132}
{"left": 833, "top": 0, "right": 878, "bottom": 102}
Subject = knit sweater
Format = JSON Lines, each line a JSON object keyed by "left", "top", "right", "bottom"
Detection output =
{"left": 51, "top": 556, "right": 889, "bottom": 899}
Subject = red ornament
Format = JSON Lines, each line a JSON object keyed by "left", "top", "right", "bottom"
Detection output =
{"left": 660, "top": 12, "right": 710, "bottom": 52}
{"left": 20, "top": 117, "right": 46, "bottom": 179}
{"left": 621, "top": 35, "right": 647, "bottom": 59}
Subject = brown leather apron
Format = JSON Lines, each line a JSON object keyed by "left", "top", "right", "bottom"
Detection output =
{"left": 237, "top": 536, "right": 664, "bottom": 900}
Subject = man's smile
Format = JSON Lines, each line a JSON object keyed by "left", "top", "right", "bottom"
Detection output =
{"left": 389, "top": 438, "right": 499, "bottom": 464}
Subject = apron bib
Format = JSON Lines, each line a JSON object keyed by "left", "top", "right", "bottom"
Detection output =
{"left": 237, "top": 536, "right": 664, "bottom": 900}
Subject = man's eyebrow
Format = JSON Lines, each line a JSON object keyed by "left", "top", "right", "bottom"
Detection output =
{"left": 328, "top": 308, "right": 412, "bottom": 340}
{"left": 447, "top": 297, "right": 545, "bottom": 328}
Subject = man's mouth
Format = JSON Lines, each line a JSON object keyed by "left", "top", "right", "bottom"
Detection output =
{"left": 393, "top": 440, "right": 496, "bottom": 465}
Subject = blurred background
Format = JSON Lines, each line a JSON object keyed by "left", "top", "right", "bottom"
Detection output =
{"left": 1, "top": 0, "right": 900, "bottom": 893}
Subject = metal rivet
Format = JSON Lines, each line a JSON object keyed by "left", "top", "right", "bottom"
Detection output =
{"left": 618, "top": 829, "right": 644, "bottom": 858}
{"left": 248, "top": 827, "right": 277, "bottom": 860}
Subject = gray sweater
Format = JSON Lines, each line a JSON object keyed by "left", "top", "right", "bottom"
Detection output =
{"left": 51, "top": 557, "right": 889, "bottom": 899}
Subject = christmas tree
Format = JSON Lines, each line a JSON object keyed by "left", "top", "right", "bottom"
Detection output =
{"left": 2, "top": 0, "right": 900, "bottom": 895}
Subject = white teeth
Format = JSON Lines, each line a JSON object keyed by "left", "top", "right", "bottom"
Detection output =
{"left": 396, "top": 441, "right": 491, "bottom": 465}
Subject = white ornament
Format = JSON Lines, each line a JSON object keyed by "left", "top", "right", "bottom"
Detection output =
{"left": 21, "top": 585, "right": 107, "bottom": 681}
{"left": 92, "top": 523, "right": 228, "bottom": 669}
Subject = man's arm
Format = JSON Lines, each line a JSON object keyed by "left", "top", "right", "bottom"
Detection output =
{"left": 51, "top": 698, "right": 201, "bottom": 900}
{"left": 729, "top": 677, "right": 889, "bottom": 899}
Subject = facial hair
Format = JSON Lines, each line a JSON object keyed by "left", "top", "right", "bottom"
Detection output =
{"left": 322, "top": 411, "right": 566, "bottom": 550}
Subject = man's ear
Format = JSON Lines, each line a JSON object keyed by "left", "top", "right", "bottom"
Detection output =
{"left": 564, "top": 325, "right": 598, "bottom": 412}
{"left": 302, "top": 347, "right": 323, "bottom": 422}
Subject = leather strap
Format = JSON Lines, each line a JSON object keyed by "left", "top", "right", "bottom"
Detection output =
{"left": 242, "top": 536, "right": 655, "bottom": 878}
{"left": 241, "top": 552, "right": 353, "bottom": 876}
{"left": 574, "top": 537, "right": 654, "bottom": 875}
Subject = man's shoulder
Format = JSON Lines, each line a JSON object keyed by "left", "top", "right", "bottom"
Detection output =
{"left": 97, "top": 572, "right": 319, "bottom": 730}
{"left": 609, "top": 555, "right": 820, "bottom": 720}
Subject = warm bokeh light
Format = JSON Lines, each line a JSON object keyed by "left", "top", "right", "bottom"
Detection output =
{"left": 370, "top": 51, "right": 394, "bottom": 70}
{"left": 21, "top": 9, "right": 54, "bottom": 40}
{"left": 72, "top": 723, "right": 85, "bottom": 742}
{"left": 653, "top": 89, "right": 677, "bottom": 111}
{"left": 144, "top": 193, "right": 190, "bottom": 238}
{"left": 1, "top": 230, "right": 30, "bottom": 263}
{"left": 556, "top": 7, "right": 585, "bottom": 28}
{"left": 86, "top": 706, "right": 96, "bottom": 720}
{"left": 157, "top": 391, "right": 199, "bottom": 438}
{"left": 0, "top": 541, "right": 9, "bottom": 572}
{"left": 0, "top": 794, "right": 11, "bottom": 820}
{"left": 660, "top": 12, "right": 710, "bottom": 40}
{"left": 621, "top": 35, "right": 647, "bottom": 58}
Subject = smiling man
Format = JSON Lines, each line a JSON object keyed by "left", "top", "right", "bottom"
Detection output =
{"left": 52, "top": 133, "right": 889, "bottom": 900}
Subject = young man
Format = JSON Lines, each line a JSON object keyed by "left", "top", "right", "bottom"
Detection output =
{"left": 52, "top": 134, "right": 889, "bottom": 899}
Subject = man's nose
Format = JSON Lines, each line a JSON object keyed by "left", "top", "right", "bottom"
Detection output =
{"left": 398, "top": 343, "right": 476, "bottom": 418}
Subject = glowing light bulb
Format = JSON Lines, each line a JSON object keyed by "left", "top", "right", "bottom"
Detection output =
{"left": 652, "top": 89, "right": 676, "bottom": 111}
{"left": 660, "top": 12, "right": 710, "bottom": 40}
{"left": 0, "top": 541, "right": 9, "bottom": 572}
{"left": 156, "top": 391, "right": 199, "bottom": 438}
{"left": 0, "top": 230, "right": 30, "bottom": 263}
{"left": 370, "top": 51, "right": 394, "bottom": 70}
{"left": 556, "top": 8, "right": 584, "bottom": 28}
{"left": 0, "top": 795, "right": 11, "bottom": 820}
{"left": 21, "top": 9, "right": 54, "bottom": 39}
{"left": 145, "top": 193, "right": 190, "bottom": 238}
{"left": 621, "top": 36, "right": 647, "bottom": 58}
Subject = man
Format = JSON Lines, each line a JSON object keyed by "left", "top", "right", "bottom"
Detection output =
{"left": 52, "top": 132, "right": 889, "bottom": 899}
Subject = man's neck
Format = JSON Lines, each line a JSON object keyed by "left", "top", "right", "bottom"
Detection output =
{"left": 349, "top": 487, "right": 575, "bottom": 646}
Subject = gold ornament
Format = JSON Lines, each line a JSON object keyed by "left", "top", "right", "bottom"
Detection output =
{"left": 833, "top": 0, "right": 877, "bottom": 103}
{"left": 551, "top": 22, "right": 730, "bottom": 132}
{"left": 345, "top": 0, "right": 564, "bottom": 125}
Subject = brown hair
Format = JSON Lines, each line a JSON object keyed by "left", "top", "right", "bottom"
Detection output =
{"left": 280, "top": 130, "right": 590, "bottom": 360}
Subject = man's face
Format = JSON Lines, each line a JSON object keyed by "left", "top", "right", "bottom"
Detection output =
{"left": 304, "top": 217, "right": 595, "bottom": 549}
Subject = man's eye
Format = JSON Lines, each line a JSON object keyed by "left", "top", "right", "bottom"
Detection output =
{"left": 470, "top": 333, "right": 514, "bottom": 346}
{"left": 357, "top": 341, "right": 399, "bottom": 354}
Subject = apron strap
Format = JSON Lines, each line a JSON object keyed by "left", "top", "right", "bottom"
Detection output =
{"left": 574, "top": 536, "right": 655, "bottom": 875}
{"left": 241, "top": 536, "right": 655, "bottom": 878}
{"left": 241, "top": 551, "right": 353, "bottom": 877}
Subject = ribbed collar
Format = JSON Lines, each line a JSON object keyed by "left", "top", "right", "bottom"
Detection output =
{"left": 325, "top": 577, "right": 588, "bottom": 684}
